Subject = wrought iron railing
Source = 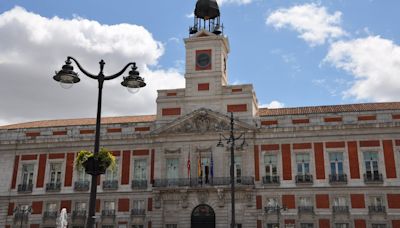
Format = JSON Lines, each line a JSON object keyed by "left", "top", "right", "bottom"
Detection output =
{"left": 332, "top": 206, "right": 349, "bottom": 213}
{"left": 131, "top": 179, "right": 148, "bottom": 189}
{"left": 74, "top": 180, "right": 90, "bottom": 191}
{"left": 13, "top": 212, "right": 29, "bottom": 221}
{"left": 329, "top": 174, "right": 347, "bottom": 184}
{"left": 101, "top": 209, "right": 116, "bottom": 217}
{"left": 295, "top": 174, "right": 313, "bottom": 184}
{"left": 364, "top": 173, "right": 383, "bottom": 183}
{"left": 298, "top": 206, "right": 314, "bottom": 213}
{"left": 43, "top": 211, "right": 58, "bottom": 219}
{"left": 262, "top": 175, "right": 280, "bottom": 185}
{"left": 131, "top": 209, "right": 146, "bottom": 216}
{"left": 264, "top": 206, "right": 280, "bottom": 213}
{"left": 17, "top": 183, "right": 33, "bottom": 193}
{"left": 368, "top": 205, "right": 386, "bottom": 213}
{"left": 103, "top": 180, "right": 118, "bottom": 190}
{"left": 46, "top": 182, "right": 61, "bottom": 191}
{"left": 153, "top": 177, "right": 254, "bottom": 187}
{"left": 72, "top": 210, "right": 87, "bottom": 219}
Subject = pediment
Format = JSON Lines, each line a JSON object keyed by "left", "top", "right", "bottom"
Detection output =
{"left": 151, "top": 108, "right": 255, "bottom": 135}
{"left": 192, "top": 29, "right": 215, "bottom": 38}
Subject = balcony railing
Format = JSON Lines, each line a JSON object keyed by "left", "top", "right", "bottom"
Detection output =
{"left": 364, "top": 173, "right": 383, "bottom": 183}
{"left": 46, "top": 182, "right": 61, "bottom": 192}
{"left": 14, "top": 212, "right": 29, "bottom": 221}
{"left": 332, "top": 206, "right": 349, "bottom": 214}
{"left": 368, "top": 205, "right": 386, "bottom": 213}
{"left": 103, "top": 180, "right": 118, "bottom": 190}
{"left": 298, "top": 206, "right": 314, "bottom": 213}
{"left": 72, "top": 210, "right": 87, "bottom": 219}
{"left": 101, "top": 209, "right": 116, "bottom": 218}
{"left": 43, "top": 211, "right": 58, "bottom": 219}
{"left": 132, "top": 179, "right": 148, "bottom": 189}
{"left": 329, "top": 174, "right": 347, "bottom": 184}
{"left": 74, "top": 180, "right": 90, "bottom": 191}
{"left": 17, "top": 183, "right": 33, "bottom": 193}
{"left": 262, "top": 175, "right": 280, "bottom": 185}
{"left": 131, "top": 209, "right": 146, "bottom": 216}
{"left": 265, "top": 206, "right": 280, "bottom": 213}
{"left": 295, "top": 174, "right": 313, "bottom": 184}
{"left": 153, "top": 177, "right": 254, "bottom": 188}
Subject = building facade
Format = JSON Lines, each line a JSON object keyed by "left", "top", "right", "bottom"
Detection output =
{"left": 1, "top": 1, "right": 400, "bottom": 228}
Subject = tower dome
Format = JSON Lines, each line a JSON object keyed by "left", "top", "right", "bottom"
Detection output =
{"left": 195, "top": 0, "right": 220, "bottom": 19}
{"left": 190, "top": 0, "right": 223, "bottom": 35}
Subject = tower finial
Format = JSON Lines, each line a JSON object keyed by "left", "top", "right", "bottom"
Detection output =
{"left": 190, "top": 0, "right": 223, "bottom": 35}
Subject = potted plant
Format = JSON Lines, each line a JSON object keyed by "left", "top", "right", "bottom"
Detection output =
{"left": 75, "top": 148, "right": 116, "bottom": 175}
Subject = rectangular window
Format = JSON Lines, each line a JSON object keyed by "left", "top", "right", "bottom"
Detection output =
{"left": 201, "top": 157, "right": 211, "bottom": 184}
{"left": 334, "top": 224, "right": 349, "bottom": 228}
{"left": 133, "top": 159, "right": 147, "bottom": 180}
{"left": 333, "top": 196, "right": 347, "bottom": 206}
{"left": 75, "top": 202, "right": 87, "bottom": 211}
{"left": 49, "top": 163, "right": 62, "bottom": 184}
{"left": 264, "top": 154, "right": 278, "bottom": 177}
{"left": 371, "top": 196, "right": 384, "bottom": 206}
{"left": 300, "top": 224, "right": 314, "bottom": 228}
{"left": 21, "top": 164, "right": 34, "bottom": 186}
{"left": 234, "top": 156, "right": 242, "bottom": 183}
{"left": 166, "top": 158, "right": 179, "bottom": 179}
{"left": 296, "top": 154, "right": 310, "bottom": 175}
{"left": 133, "top": 200, "right": 145, "bottom": 210}
{"left": 266, "top": 198, "right": 278, "bottom": 207}
{"left": 267, "top": 224, "right": 279, "bottom": 228}
{"left": 105, "top": 158, "right": 118, "bottom": 181}
{"left": 299, "top": 197, "right": 312, "bottom": 206}
{"left": 46, "top": 202, "right": 57, "bottom": 212}
{"left": 372, "top": 225, "right": 386, "bottom": 228}
{"left": 77, "top": 166, "right": 88, "bottom": 181}
{"left": 329, "top": 152, "right": 344, "bottom": 175}
{"left": 364, "top": 151, "right": 379, "bottom": 178}
{"left": 104, "top": 201, "right": 115, "bottom": 210}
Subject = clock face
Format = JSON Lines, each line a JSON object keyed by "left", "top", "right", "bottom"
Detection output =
{"left": 196, "top": 49, "right": 212, "bottom": 70}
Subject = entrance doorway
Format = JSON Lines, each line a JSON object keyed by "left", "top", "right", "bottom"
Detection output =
{"left": 191, "top": 204, "right": 215, "bottom": 228}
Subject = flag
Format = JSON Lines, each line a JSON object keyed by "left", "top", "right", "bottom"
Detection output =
{"left": 210, "top": 150, "right": 214, "bottom": 179}
{"left": 187, "top": 151, "right": 191, "bottom": 178}
{"left": 198, "top": 153, "right": 202, "bottom": 178}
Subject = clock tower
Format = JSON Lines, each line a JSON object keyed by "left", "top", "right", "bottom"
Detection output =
{"left": 156, "top": 0, "right": 258, "bottom": 123}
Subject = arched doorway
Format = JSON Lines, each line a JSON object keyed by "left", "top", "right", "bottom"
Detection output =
{"left": 191, "top": 204, "right": 216, "bottom": 228}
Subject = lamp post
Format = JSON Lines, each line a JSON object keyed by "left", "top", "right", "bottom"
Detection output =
{"left": 264, "top": 204, "right": 287, "bottom": 228}
{"left": 53, "top": 56, "right": 146, "bottom": 228}
{"left": 217, "top": 112, "right": 247, "bottom": 228}
{"left": 13, "top": 205, "right": 32, "bottom": 228}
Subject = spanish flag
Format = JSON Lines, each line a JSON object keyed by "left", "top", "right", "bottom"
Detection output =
{"left": 198, "top": 154, "right": 202, "bottom": 177}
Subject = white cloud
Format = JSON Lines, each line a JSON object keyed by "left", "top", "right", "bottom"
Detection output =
{"left": 324, "top": 36, "right": 400, "bottom": 101}
{"left": 266, "top": 3, "right": 346, "bottom": 46}
{"left": 0, "top": 7, "right": 184, "bottom": 125}
{"left": 260, "top": 101, "right": 285, "bottom": 109}
{"left": 186, "top": 12, "right": 195, "bottom": 18}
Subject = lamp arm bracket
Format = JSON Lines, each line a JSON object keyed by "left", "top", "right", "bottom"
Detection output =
{"left": 220, "top": 134, "right": 229, "bottom": 140}
{"left": 235, "top": 133, "right": 244, "bottom": 140}
{"left": 104, "top": 62, "right": 136, "bottom": 80}
{"left": 67, "top": 56, "right": 98, "bottom": 79}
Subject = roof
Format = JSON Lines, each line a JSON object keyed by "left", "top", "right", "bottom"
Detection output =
{"left": 0, "top": 115, "right": 156, "bottom": 130}
{"left": 259, "top": 102, "right": 400, "bottom": 116}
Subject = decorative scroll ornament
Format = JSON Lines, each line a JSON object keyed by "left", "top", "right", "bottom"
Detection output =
{"left": 217, "top": 188, "right": 225, "bottom": 207}
{"left": 197, "top": 190, "right": 209, "bottom": 204}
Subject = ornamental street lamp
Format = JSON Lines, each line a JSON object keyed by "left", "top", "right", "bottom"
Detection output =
{"left": 13, "top": 205, "right": 32, "bottom": 228}
{"left": 217, "top": 112, "right": 247, "bottom": 228}
{"left": 53, "top": 56, "right": 146, "bottom": 228}
{"left": 265, "top": 204, "right": 287, "bottom": 228}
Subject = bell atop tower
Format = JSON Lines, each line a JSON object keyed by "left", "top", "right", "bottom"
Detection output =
{"left": 190, "top": 0, "right": 223, "bottom": 35}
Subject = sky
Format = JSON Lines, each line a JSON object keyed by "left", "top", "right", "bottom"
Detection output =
{"left": 0, "top": 0, "right": 399, "bottom": 126}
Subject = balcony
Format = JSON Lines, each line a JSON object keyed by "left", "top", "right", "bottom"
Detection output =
{"left": 332, "top": 206, "right": 349, "bottom": 214}
{"left": 14, "top": 212, "right": 29, "bottom": 221}
{"left": 364, "top": 173, "right": 383, "bottom": 184}
{"left": 103, "top": 180, "right": 118, "bottom": 190}
{"left": 131, "top": 209, "right": 146, "bottom": 216}
{"left": 74, "top": 180, "right": 90, "bottom": 191}
{"left": 264, "top": 206, "right": 280, "bottom": 213}
{"left": 298, "top": 206, "right": 314, "bottom": 213}
{"left": 295, "top": 174, "right": 313, "bottom": 184}
{"left": 46, "top": 182, "right": 61, "bottom": 192}
{"left": 152, "top": 177, "right": 254, "bottom": 188}
{"left": 72, "top": 210, "right": 87, "bottom": 220}
{"left": 368, "top": 205, "right": 386, "bottom": 214}
{"left": 17, "top": 183, "right": 33, "bottom": 193}
{"left": 262, "top": 175, "right": 280, "bottom": 185}
{"left": 101, "top": 209, "right": 116, "bottom": 218}
{"left": 329, "top": 174, "right": 347, "bottom": 184}
{"left": 131, "top": 179, "right": 148, "bottom": 189}
{"left": 43, "top": 211, "right": 58, "bottom": 219}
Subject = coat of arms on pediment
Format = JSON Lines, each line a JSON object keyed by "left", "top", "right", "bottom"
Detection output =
{"left": 152, "top": 108, "right": 255, "bottom": 135}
